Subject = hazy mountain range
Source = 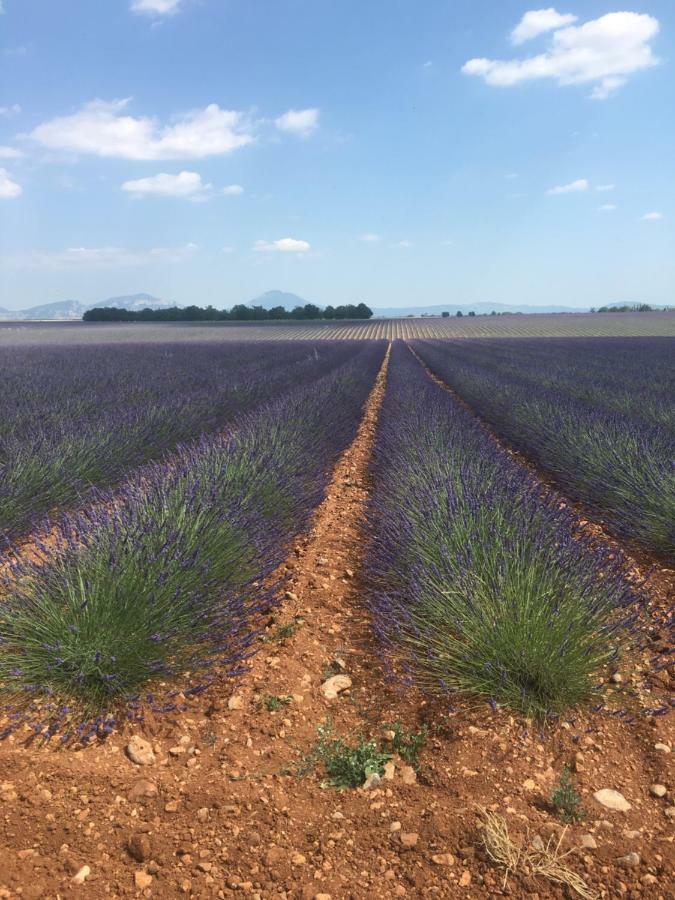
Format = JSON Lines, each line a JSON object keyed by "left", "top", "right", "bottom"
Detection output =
{"left": 1, "top": 291, "right": 668, "bottom": 320}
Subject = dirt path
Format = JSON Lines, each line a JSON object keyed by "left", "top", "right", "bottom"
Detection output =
{"left": 0, "top": 342, "right": 672, "bottom": 900}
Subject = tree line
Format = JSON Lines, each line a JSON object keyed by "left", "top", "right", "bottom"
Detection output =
{"left": 83, "top": 302, "right": 373, "bottom": 323}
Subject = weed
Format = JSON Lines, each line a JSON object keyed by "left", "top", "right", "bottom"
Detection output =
{"left": 262, "top": 694, "right": 292, "bottom": 712}
{"left": 550, "top": 766, "right": 586, "bottom": 823}
{"left": 384, "top": 721, "right": 428, "bottom": 768}
{"left": 300, "top": 721, "right": 392, "bottom": 788}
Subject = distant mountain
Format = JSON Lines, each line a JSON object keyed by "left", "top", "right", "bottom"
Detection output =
{"left": 12, "top": 300, "right": 86, "bottom": 320}
{"left": 372, "top": 302, "right": 587, "bottom": 317}
{"left": 248, "top": 290, "right": 310, "bottom": 310}
{"left": 88, "top": 293, "right": 177, "bottom": 312}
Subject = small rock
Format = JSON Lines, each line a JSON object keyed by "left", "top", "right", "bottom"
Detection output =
{"left": 650, "top": 784, "right": 667, "bottom": 798}
{"left": 431, "top": 853, "right": 455, "bottom": 866}
{"left": 196, "top": 807, "right": 209, "bottom": 823}
{"left": 227, "top": 695, "right": 243, "bottom": 710}
{"left": 72, "top": 865, "right": 90, "bottom": 885}
{"left": 169, "top": 745, "right": 186, "bottom": 756}
{"left": 399, "top": 832, "right": 419, "bottom": 850}
{"left": 128, "top": 833, "right": 152, "bottom": 863}
{"left": 610, "top": 673, "right": 622, "bottom": 684}
{"left": 284, "top": 591, "right": 298, "bottom": 601}
{"left": 390, "top": 821, "right": 401, "bottom": 832}
{"left": 641, "top": 874, "right": 658, "bottom": 886}
{"left": 128, "top": 780, "right": 158, "bottom": 803}
{"left": 593, "top": 789, "right": 631, "bottom": 812}
{"left": 363, "top": 772, "right": 381, "bottom": 790}
{"left": 383, "top": 761, "right": 396, "bottom": 780}
{"left": 654, "top": 743, "right": 670, "bottom": 753}
{"left": 400, "top": 766, "right": 417, "bottom": 785}
{"left": 664, "top": 806, "right": 675, "bottom": 819}
{"left": 164, "top": 800, "right": 179, "bottom": 813}
{"left": 290, "top": 852, "right": 306, "bottom": 865}
{"left": 459, "top": 870, "right": 472, "bottom": 887}
{"left": 134, "top": 871, "right": 153, "bottom": 890}
{"left": 315, "top": 895, "right": 332, "bottom": 900}
{"left": 382, "top": 730, "right": 396, "bottom": 741}
{"left": 126, "top": 736, "right": 156, "bottom": 766}
{"left": 616, "top": 852, "right": 640, "bottom": 868}
{"left": 530, "top": 835, "right": 545, "bottom": 851}
{"left": 344, "top": 569, "right": 354, "bottom": 579}
{"left": 580, "top": 834, "right": 597, "bottom": 850}
{"left": 320, "top": 674, "right": 352, "bottom": 699}
{"left": 522, "top": 778, "right": 536, "bottom": 791}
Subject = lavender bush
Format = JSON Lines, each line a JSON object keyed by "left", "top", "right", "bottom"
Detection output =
{"left": 365, "top": 343, "right": 640, "bottom": 718}
{"left": 0, "top": 343, "right": 385, "bottom": 738}
{"left": 0, "top": 341, "right": 362, "bottom": 540}
{"left": 410, "top": 337, "right": 675, "bottom": 560}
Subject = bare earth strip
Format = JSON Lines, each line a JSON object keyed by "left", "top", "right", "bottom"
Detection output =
{"left": 0, "top": 342, "right": 673, "bottom": 899}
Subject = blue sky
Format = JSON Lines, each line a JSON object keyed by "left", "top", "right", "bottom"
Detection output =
{"left": 1, "top": 0, "right": 673, "bottom": 310}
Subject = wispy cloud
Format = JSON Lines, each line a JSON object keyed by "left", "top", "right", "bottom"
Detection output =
{"left": 0, "top": 168, "right": 22, "bottom": 199}
{"left": 6, "top": 243, "right": 199, "bottom": 269}
{"left": 360, "top": 233, "right": 381, "bottom": 243}
{"left": 510, "top": 8, "right": 578, "bottom": 45}
{"left": 131, "top": 0, "right": 186, "bottom": 16}
{"left": 0, "top": 146, "right": 22, "bottom": 159}
{"left": 394, "top": 240, "right": 413, "bottom": 248}
{"left": 641, "top": 211, "right": 663, "bottom": 221}
{"left": 253, "top": 238, "right": 311, "bottom": 253}
{"left": 598, "top": 204, "right": 617, "bottom": 211}
{"left": 0, "top": 104, "right": 21, "bottom": 118}
{"left": 29, "top": 99, "right": 255, "bottom": 160}
{"left": 547, "top": 178, "right": 588, "bottom": 195}
{"left": 121, "top": 170, "right": 212, "bottom": 200}
{"left": 463, "top": 11, "right": 660, "bottom": 100}
{"left": 222, "top": 184, "right": 244, "bottom": 196}
{"left": 596, "top": 184, "right": 615, "bottom": 192}
{"left": 274, "top": 108, "right": 320, "bottom": 138}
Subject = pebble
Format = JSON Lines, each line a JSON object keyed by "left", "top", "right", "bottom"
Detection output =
{"left": 399, "top": 832, "right": 419, "bottom": 850}
{"left": 650, "top": 784, "right": 667, "bottom": 798}
{"left": 400, "top": 766, "right": 417, "bottom": 785}
{"left": 128, "top": 833, "right": 152, "bottom": 863}
{"left": 616, "top": 852, "right": 640, "bottom": 868}
{"left": 71, "top": 865, "right": 90, "bottom": 885}
{"left": 431, "top": 853, "right": 455, "bottom": 866}
{"left": 363, "top": 772, "right": 381, "bottom": 790}
{"left": 227, "top": 695, "right": 243, "bottom": 710}
{"left": 134, "top": 871, "right": 153, "bottom": 890}
{"left": 654, "top": 743, "right": 671, "bottom": 753}
{"left": 459, "top": 870, "right": 472, "bottom": 887}
{"left": 664, "top": 806, "right": 675, "bottom": 819}
{"left": 128, "top": 780, "right": 158, "bottom": 802}
{"left": 390, "top": 821, "right": 401, "bottom": 832}
{"left": 580, "top": 834, "right": 597, "bottom": 850}
{"left": 610, "top": 673, "right": 623, "bottom": 684}
{"left": 320, "top": 674, "right": 352, "bottom": 699}
{"left": 522, "top": 778, "right": 536, "bottom": 791}
{"left": 126, "top": 736, "right": 156, "bottom": 766}
{"left": 530, "top": 835, "right": 545, "bottom": 851}
{"left": 593, "top": 789, "right": 631, "bottom": 812}
{"left": 291, "top": 852, "right": 306, "bottom": 865}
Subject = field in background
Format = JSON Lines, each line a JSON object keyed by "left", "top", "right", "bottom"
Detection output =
{"left": 0, "top": 309, "right": 674, "bottom": 342}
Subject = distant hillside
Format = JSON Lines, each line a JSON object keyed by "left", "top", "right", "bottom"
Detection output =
{"left": 89, "top": 293, "right": 177, "bottom": 312}
{"left": 372, "top": 302, "right": 585, "bottom": 317}
{"left": 12, "top": 300, "right": 86, "bottom": 320}
{"left": 248, "top": 290, "right": 310, "bottom": 310}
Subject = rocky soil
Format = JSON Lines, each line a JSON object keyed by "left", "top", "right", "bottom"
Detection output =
{"left": 0, "top": 346, "right": 672, "bottom": 899}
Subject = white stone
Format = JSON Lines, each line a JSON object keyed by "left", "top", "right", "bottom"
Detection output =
{"left": 593, "top": 789, "right": 631, "bottom": 812}
{"left": 320, "top": 674, "right": 352, "bottom": 699}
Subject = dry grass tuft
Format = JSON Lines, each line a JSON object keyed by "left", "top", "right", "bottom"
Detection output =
{"left": 478, "top": 807, "right": 596, "bottom": 899}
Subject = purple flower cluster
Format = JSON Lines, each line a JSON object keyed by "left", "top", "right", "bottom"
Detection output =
{"left": 363, "top": 342, "right": 641, "bottom": 718}
{"left": 410, "top": 337, "right": 674, "bottom": 560}
{"left": 0, "top": 342, "right": 386, "bottom": 741}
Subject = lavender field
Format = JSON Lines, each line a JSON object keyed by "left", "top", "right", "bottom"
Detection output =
{"left": 0, "top": 332, "right": 670, "bottom": 737}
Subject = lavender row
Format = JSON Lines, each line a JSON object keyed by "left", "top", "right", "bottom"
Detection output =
{"left": 0, "top": 341, "right": 363, "bottom": 541}
{"left": 410, "top": 338, "right": 675, "bottom": 560}
{"left": 364, "top": 342, "right": 639, "bottom": 718}
{"left": 0, "top": 342, "right": 386, "bottom": 740}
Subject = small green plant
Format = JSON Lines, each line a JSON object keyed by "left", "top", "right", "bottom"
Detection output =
{"left": 262, "top": 694, "right": 292, "bottom": 712}
{"left": 300, "top": 721, "right": 391, "bottom": 788}
{"left": 384, "top": 721, "right": 429, "bottom": 768}
{"left": 550, "top": 765, "right": 585, "bottom": 823}
{"left": 263, "top": 616, "right": 303, "bottom": 643}
{"left": 321, "top": 659, "right": 345, "bottom": 681}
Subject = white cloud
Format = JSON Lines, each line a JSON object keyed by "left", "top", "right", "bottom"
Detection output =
{"left": 596, "top": 184, "right": 615, "bottom": 192}
{"left": 121, "top": 170, "right": 212, "bottom": 200}
{"left": 274, "top": 108, "right": 320, "bottom": 138}
{"left": 253, "top": 238, "right": 311, "bottom": 253}
{"left": 0, "top": 146, "right": 22, "bottom": 159}
{"left": 394, "top": 240, "right": 413, "bottom": 248}
{"left": 360, "top": 233, "right": 381, "bottom": 243}
{"left": 641, "top": 211, "right": 663, "bottom": 221}
{"left": 222, "top": 184, "right": 244, "bottom": 195}
{"left": 7, "top": 243, "right": 198, "bottom": 269}
{"left": 463, "top": 12, "right": 660, "bottom": 99}
{"left": 0, "top": 168, "right": 22, "bottom": 198}
{"left": 30, "top": 99, "right": 255, "bottom": 160}
{"left": 221, "top": 245, "right": 235, "bottom": 254}
{"left": 0, "top": 103, "right": 21, "bottom": 117}
{"left": 598, "top": 204, "right": 617, "bottom": 211}
{"left": 511, "top": 8, "right": 578, "bottom": 45}
{"left": 131, "top": 0, "right": 184, "bottom": 15}
{"left": 547, "top": 178, "right": 588, "bottom": 195}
